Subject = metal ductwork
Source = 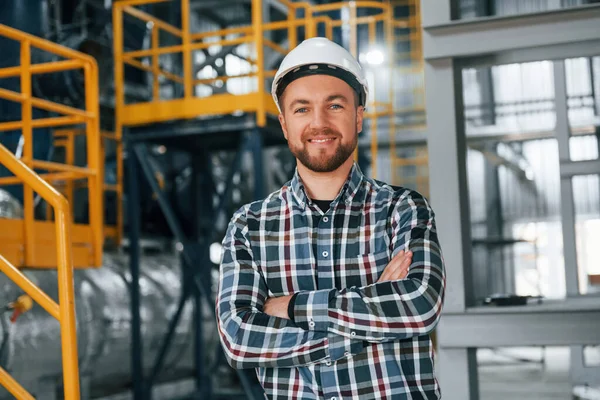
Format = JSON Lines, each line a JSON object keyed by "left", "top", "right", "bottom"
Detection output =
{"left": 0, "top": 252, "right": 219, "bottom": 399}
{"left": 0, "top": 189, "right": 23, "bottom": 219}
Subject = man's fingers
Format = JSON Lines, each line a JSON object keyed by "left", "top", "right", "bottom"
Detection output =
{"left": 394, "top": 263, "right": 411, "bottom": 280}
{"left": 377, "top": 250, "right": 413, "bottom": 282}
{"left": 377, "top": 251, "right": 404, "bottom": 282}
{"left": 392, "top": 250, "right": 412, "bottom": 265}
{"left": 377, "top": 269, "right": 391, "bottom": 283}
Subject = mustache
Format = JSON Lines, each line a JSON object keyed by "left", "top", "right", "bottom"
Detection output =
{"left": 302, "top": 128, "right": 341, "bottom": 140}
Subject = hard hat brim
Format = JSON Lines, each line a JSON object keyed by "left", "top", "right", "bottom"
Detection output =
{"left": 275, "top": 63, "right": 366, "bottom": 109}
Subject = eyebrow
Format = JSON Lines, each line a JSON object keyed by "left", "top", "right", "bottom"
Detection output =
{"left": 288, "top": 98, "right": 310, "bottom": 110}
{"left": 287, "top": 94, "right": 350, "bottom": 110}
{"left": 325, "top": 94, "right": 350, "bottom": 103}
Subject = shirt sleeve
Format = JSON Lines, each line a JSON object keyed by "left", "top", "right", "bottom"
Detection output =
{"left": 216, "top": 206, "right": 364, "bottom": 369}
{"left": 292, "top": 191, "right": 446, "bottom": 343}
{"left": 287, "top": 292, "right": 299, "bottom": 322}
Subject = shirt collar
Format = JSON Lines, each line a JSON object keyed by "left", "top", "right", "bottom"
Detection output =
{"left": 289, "top": 163, "right": 364, "bottom": 209}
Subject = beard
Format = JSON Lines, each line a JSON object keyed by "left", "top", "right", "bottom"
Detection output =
{"left": 288, "top": 127, "right": 357, "bottom": 173}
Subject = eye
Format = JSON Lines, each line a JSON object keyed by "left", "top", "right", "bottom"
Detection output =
{"left": 294, "top": 107, "right": 308, "bottom": 114}
{"left": 330, "top": 104, "right": 343, "bottom": 110}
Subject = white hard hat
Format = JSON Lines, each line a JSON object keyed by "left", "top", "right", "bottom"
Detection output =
{"left": 271, "top": 37, "right": 369, "bottom": 113}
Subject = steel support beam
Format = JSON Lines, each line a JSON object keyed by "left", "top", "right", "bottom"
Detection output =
{"left": 126, "top": 138, "right": 146, "bottom": 400}
{"left": 424, "top": 59, "right": 475, "bottom": 313}
{"left": 250, "top": 129, "right": 265, "bottom": 199}
{"left": 192, "top": 153, "right": 212, "bottom": 397}
{"left": 483, "top": 142, "right": 507, "bottom": 295}
{"left": 560, "top": 159, "right": 600, "bottom": 178}
{"left": 590, "top": 57, "right": 599, "bottom": 117}
{"left": 438, "top": 299, "right": 600, "bottom": 348}
{"left": 554, "top": 61, "right": 580, "bottom": 297}
{"left": 424, "top": 57, "right": 478, "bottom": 400}
{"left": 423, "top": 5, "right": 600, "bottom": 62}
{"left": 147, "top": 287, "right": 191, "bottom": 387}
{"left": 131, "top": 137, "right": 264, "bottom": 400}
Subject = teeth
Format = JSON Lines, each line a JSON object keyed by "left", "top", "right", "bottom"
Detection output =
{"left": 311, "top": 138, "right": 334, "bottom": 143}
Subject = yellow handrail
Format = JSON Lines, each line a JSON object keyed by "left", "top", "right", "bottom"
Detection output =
{"left": 0, "top": 144, "right": 80, "bottom": 399}
{"left": 48, "top": 128, "right": 122, "bottom": 246}
{"left": 113, "top": 0, "right": 424, "bottom": 187}
{"left": 0, "top": 23, "right": 103, "bottom": 267}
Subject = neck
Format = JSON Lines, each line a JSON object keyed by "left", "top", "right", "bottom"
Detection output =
{"left": 297, "top": 157, "right": 354, "bottom": 200}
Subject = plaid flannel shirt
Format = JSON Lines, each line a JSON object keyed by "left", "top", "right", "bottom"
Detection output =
{"left": 217, "top": 164, "right": 446, "bottom": 399}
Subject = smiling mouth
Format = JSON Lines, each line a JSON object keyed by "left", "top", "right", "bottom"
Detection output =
{"left": 308, "top": 137, "right": 336, "bottom": 143}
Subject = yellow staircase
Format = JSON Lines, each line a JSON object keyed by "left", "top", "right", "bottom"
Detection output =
{"left": 0, "top": 23, "right": 106, "bottom": 399}
{"left": 0, "top": 24, "right": 103, "bottom": 269}
{"left": 0, "top": 143, "right": 80, "bottom": 399}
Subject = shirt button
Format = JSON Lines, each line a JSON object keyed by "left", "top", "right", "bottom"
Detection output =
{"left": 330, "top": 397, "right": 336, "bottom": 400}
{"left": 350, "top": 331, "right": 356, "bottom": 337}
{"left": 309, "top": 321, "right": 315, "bottom": 328}
{"left": 344, "top": 351, "right": 350, "bottom": 357}
{"left": 322, "top": 216, "right": 329, "bottom": 222}
{"left": 326, "top": 361, "right": 332, "bottom": 367}
{"left": 322, "top": 251, "right": 329, "bottom": 257}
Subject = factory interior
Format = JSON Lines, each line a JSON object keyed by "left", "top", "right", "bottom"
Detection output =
{"left": 0, "top": 0, "right": 599, "bottom": 399}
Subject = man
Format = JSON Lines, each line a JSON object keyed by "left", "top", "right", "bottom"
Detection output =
{"left": 217, "top": 37, "right": 445, "bottom": 399}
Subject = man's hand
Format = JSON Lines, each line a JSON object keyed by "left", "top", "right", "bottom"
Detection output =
{"left": 263, "top": 251, "right": 412, "bottom": 318}
{"left": 377, "top": 249, "right": 413, "bottom": 283}
{"left": 264, "top": 294, "right": 294, "bottom": 319}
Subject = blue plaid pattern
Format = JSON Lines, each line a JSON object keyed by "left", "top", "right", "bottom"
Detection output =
{"left": 217, "top": 164, "right": 446, "bottom": 399}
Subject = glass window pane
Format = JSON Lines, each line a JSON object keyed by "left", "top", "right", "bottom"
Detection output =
{"left": 573, "top": 174, "right": 600, "bottom": 295}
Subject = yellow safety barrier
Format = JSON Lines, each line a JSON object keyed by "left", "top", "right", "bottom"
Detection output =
{"left": 0, "top": 143, "right": 80, "bottom": 399}
{"left": 49, "top": 129, "right": 121, "bottom": 246}
{"left": 0, "top": 23, "right": 103, "bottom": 268}
{"left": 113, "top": 0, "right": 425, "bottom": 193}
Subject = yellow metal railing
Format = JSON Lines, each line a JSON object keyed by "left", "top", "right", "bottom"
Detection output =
{"left": 113, "top": 0, "right": 425, "bottom": 189}
{"left": 0, "top": 23, "right": 103, "bottom": 267}
{"left": 50, "top": 128, "right": 121, "bottom": 246}
{"left": 394, "top": 148, "right": 430, "bottom": 198}
{"left": 0, "top": 143, "right": 80, "bottom": 400}
{"left": 390, "top": 0, "right": 428, "bottom": 189}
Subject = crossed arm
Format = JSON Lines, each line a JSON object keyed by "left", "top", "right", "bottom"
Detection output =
{"left": 216, "top": 192, "right": 446, "bottom": 369}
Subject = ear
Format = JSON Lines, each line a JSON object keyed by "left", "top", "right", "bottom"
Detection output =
{"left": 278, "top": 113, "right": 289, "bottom": 141}
{"left": 356, "top": 105, "right": 364, "bottom": 133}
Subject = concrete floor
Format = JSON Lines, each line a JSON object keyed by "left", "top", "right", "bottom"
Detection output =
{"left": 99, "top": 346, "right": 600, "bottom": 399}
{"left": 478, "top": 347, "right": 600, "bottom": 400}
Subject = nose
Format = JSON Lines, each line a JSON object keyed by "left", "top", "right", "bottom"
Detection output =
{"left": 308, "top": 108, "right": 328, "bottom": 130}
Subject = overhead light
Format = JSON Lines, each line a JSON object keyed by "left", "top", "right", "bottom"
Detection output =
{"left": 360, "top": 49, "right": 385, "bottom": 66}
{"left": 366, "top": 50, "right": 385, "bottom": 65}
